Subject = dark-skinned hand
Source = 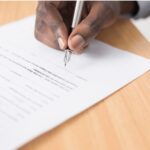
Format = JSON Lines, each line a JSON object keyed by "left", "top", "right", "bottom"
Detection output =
{"left": 35, "top": 1, "right": 138, "bottom": 54}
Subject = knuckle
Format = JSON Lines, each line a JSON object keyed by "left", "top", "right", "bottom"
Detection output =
{"left": 90, "top": 22, "right": 101, "bottom": 34}
{"left": 36, "top": 2, "right": 47, "bottom": 18}
{"left": 36, "top": 8, "right": 46, "bottom": 18}
{"left": 49, "top": 20, "right": 63, "bottom": 31}
{"left": 36, "top": 2, "right": 63, "bottom": 31}
{"left": 35, "top": 19, "right": 46, "bottom": 33}
{"left": 82, "top": 18, "right": 100, "bottom": 35}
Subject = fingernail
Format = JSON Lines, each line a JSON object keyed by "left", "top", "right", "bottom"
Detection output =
{"left": 71, "top": 34, "right": 86, "bottom": 50}
{"left": 58, "top": 37, "right": 65, "bottom": 50}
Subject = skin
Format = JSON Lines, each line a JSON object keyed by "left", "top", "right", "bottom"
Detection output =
{"left": 35, "top": 1, "right": 138, "bottom": 54}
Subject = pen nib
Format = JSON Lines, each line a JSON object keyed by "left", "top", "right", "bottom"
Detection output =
{"left": 64, "top": 49, "right": 72, "bottom": 67}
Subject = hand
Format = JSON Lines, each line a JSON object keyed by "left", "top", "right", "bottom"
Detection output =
{"left": 35, "top": 1, "right": 138, "bottom": 54}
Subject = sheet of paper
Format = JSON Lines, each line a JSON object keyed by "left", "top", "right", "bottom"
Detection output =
{"left": 0, "top": 16, "right": 149, "bottom": 150}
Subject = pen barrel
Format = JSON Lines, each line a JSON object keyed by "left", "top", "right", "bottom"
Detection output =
{"left": 72, "top": 1, "right": 84, "bottom": 28}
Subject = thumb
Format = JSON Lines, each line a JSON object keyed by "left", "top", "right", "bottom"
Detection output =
{"left": 68, "top": 3, "right": 107, "bottom": 54}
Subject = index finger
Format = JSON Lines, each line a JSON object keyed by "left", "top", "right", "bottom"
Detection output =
{"left": 35, "top": 1, "right": 68, "bottom": 50}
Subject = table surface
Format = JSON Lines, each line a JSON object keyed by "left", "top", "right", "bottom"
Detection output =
{"left": 0, "top": 2, "right": 150, "bottom": 150}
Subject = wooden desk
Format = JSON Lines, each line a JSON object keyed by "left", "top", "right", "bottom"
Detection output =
{"left": 0, "top": 2, "right": 150, "bottom": 150}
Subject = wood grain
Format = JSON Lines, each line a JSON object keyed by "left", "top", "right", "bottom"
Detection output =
{"left": 0, "top": 2, "right": 149, "bottom": 150}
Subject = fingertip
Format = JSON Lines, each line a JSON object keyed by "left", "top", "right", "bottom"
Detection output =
{"left": 58, "top": 37, "right": 67, "bottom": 50}
{"left": 56, "top": 23, "right": 68, "bottom": 50}
{"left": 68, "top": 34, "right": 88, "bottom": 54}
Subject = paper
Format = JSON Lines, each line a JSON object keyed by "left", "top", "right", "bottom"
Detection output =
{"left": 0, "top": 16, "right": 149, "bottom": 150}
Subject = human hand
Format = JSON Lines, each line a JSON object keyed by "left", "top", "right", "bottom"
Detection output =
{"left": 35, "top": 1, "right": 138, "bottom": 54}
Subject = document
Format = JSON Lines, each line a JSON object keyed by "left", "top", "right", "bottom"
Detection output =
{"left": 0, "top": 16, "right": 149, "bottom": 150}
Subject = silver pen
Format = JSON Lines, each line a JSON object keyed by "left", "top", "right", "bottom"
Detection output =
{"left": 64, "top": 0, "right": 84, "bottom": 66}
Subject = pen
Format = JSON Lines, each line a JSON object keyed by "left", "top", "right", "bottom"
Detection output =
{"left": 64, "top": 0, "right": 84, "bottom": 66}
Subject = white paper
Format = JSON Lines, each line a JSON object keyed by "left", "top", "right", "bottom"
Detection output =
{"left": 0, "top": 16, "right": 149, "bottom": 150}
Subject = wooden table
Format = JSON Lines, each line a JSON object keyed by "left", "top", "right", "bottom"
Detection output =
{"left": 0, "top": 2, "right": 150, "bottom": 150}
